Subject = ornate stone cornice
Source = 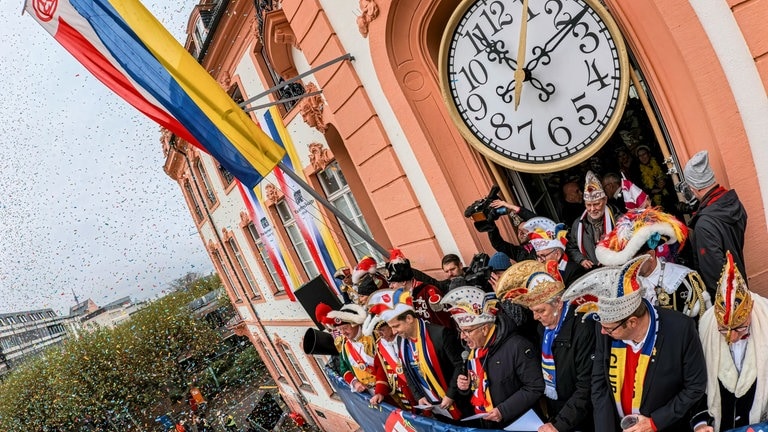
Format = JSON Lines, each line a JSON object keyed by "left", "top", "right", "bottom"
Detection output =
{"left": 299, "top": 82, "right": 327, "bottom": 133}
{"left": 357, "top": 0, "right": 379, "bottom": 38}
{"left": 308, "top": 142, "right": 333, "bottom": 172}
{"left": 264, "top": 183, "right": 284, "bottom": 203}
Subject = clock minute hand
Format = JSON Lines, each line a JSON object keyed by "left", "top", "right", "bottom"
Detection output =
{"left": 526, "top": 6, "right": 589, "bottom": 72}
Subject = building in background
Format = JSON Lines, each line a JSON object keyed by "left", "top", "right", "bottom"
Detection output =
{"left": 0, "top": 309, "right": 79, "bottom": 376}
{"left": 78, "top": 297, "right": 147, "bottom": 332}
{"left": 162, "top": 0, "right": 768, "bottom": 429}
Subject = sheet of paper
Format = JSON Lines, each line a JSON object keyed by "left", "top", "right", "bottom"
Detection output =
{"left": 461, "top": 413, "right": 489, "bottom": 421}
{"left": 504, "top": 409, "right": 544, "bottom": 431}
{"left": 431, "top": 405, "right": 452, "bottom": 418}
{"left": 413, "top": 404, "right": 434, "bottom": 410}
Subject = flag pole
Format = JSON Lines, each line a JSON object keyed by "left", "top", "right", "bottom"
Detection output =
{"left": 276, "top": 161, "right": 389, "bottom": 257}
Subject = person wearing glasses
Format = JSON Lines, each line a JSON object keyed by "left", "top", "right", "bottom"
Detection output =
{"left": 691, "top": 251, "right": 768, "bottom": 432}
{"left": 376, "top": 288, "right": 469, "bottom": 422}
{"left": 563, "top": 255, "right": 707, "bottom": 432}
{"left": 501, "top": 260, "right": 596, "bottom": 432}
{"left": 441, "top": 285, "right": 544, "bottom": 429}
{"left": 523, "top": 216, "right": 585, "bottom": 286}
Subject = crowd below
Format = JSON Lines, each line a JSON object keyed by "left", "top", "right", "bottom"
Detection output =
{"left": 312, "top": 150, "right": 760, "bottom": 432}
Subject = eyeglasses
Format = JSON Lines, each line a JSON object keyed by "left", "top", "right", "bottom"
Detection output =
{"left": 718, "top": 325, "right": 749, "bottom": 336}
{"left": 536, "top": 249, "right": 557, "bottom": 262}
{"left": 602, "top": 317, "right": 630, "bottom": 336}
{"left": 459, "top": 325, "right": 485, "bottom": 335}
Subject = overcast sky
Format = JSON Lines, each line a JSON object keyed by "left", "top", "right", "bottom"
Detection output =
{"left": 0, "top": 0, "right": 214, "bottom": 315}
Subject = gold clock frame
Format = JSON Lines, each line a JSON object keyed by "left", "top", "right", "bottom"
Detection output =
{"left": 438, "top": 0, "right": 631, "bottom": 174}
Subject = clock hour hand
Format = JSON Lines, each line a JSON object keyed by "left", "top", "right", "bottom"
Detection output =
{"left": 526, "top": 6, "right": 589, "bottom": 72}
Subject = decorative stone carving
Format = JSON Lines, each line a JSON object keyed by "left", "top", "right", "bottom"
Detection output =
{"left": 308, "top": 142, "right": 333, "bottom": 172}
{"left": 265, "top": 183, "right": 283, "bottom": 203}
{"left": 240, "top": 211, "right": 251, "bottom": 226}
{"left": 357, "top": 0, "right": 380, "bottom": 38}
{"left": 218, "top": 71, "right": 231, "bottom": 90}
{"left": 299, "top": 82, "right": 327, "bottom": 133}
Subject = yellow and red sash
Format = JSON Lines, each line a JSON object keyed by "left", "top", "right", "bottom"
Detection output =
{"left": 377, "top": 339, "right": 415, "bottom": 409}
{"left": 467, "top": 325, "right": 497, "bottom": 414}
{"left": 608, "top": 301, "right": 658, "bottom": 416}
{"left": 343, "top": 337, "right": 376, "bottom": 386}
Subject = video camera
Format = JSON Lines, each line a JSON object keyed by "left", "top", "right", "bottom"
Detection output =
{"left": 674, "top": 181, "right": 699, "bottom": 214}
{"left": 464, "top": 185, "right": 508, "bottom": 232}
{"left": 463, "top": 253, "right": 492, "bottom": 288}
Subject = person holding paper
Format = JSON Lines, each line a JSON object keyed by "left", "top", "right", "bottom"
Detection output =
{"left": 375, "top": 288, "right": 469, "bottom": 422}
{"left": 502, "top": 260, "right": 595, "bottom": 431}
{"left": 441, "top": 285, "right": 544, "bottom": 429}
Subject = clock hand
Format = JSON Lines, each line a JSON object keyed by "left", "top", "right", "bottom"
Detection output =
{"left": 526, "top": 6, "right": 589, "bottom": 72}
{"left": 513, "top": 0, "right": 529, "bottom": 110}
{"left": 475, "top": 34, "right": 518, "bottom": 71}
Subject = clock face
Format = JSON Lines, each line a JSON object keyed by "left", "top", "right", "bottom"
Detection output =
{"left": 440, "top": 0, "right": 630, "bottom": 173}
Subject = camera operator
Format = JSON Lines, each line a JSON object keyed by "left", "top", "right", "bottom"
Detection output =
{"left": 464, "top": 186, "right": 538, "bottom": 263}
{"left": 488, "top": 199, "right": 538, "bottom": 263}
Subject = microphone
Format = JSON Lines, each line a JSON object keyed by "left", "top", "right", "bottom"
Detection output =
{"left": 460, "top": 350, "right": 469, "bottom": 376}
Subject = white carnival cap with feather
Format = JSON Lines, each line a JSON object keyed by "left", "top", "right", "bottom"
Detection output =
{"left": 583, "top": 170, "right": 606, "bottom": 202}
{"left": 327, "top": 303, "right": 367, "bottom": 326}
{"left": 440, "top": 286, "right": 498, "bottom": 328}
{"left": 523, "top": 217, "right": 568, "bottom": 252}
{"left": 366, "top": 288, "right": 414, "bottom": 323}
{"left": 595, "top": 208, "right": 687, "bottom": 266}
{"left": 562, "top": 255, "right": 649, "bottom": 323}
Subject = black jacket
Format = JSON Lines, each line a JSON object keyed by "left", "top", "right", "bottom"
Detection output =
{"left": 401, "top": 321, "right": 466, "bottom": 404}
{"left": 539, "top": 311, "right": 595, "bottom": 432}
{"left": 592, "top": 308, "right": 707, "bottom": 432}
{"left": 566, "top": 204, "right": 622, "bottom": 266}
{"left": 466, "top": 307, "right": 545, "bottom": 428}
{"left": 688, "top": 187, "right": 747, "bottom": 297}
{"left": 487, "top": 207, "right": 538, "bottom": 263}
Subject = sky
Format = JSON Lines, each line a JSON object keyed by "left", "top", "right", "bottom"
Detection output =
{"left": 0, "top": 0, "right": 214, "bottom": 315}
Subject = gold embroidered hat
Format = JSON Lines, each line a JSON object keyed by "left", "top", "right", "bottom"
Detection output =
{"left": 440, "top": 286, "right": 498, "bottom": 328}
{"left": 583, "top": 170, "right": 606, "bottom": 202}
{"left": 504, "top": 260, "right": 565, "bottom": 309}
{"left": 493, "top": 260, "right": 544, "bottom": 301}
{"left": 715, "top": 251, "right": 753, "bottom": 330}
{"left": 562, "top": 255, "right": 649, "bottom": 323}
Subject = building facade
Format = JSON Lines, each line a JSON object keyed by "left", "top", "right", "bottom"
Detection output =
{"left": 0, "top": 309, "right": 77, "bottom": 376}
{"left": 162, "top": 0, "right": 767, "bottom": 429}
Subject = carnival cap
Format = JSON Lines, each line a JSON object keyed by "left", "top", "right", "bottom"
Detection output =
{"left": 523, "top": 217, "right": 568, "bottom": 252}
{"left": 352, "top": 256, "right": 378, "bottom": 285}
{"left": 494, "top": 260, "right": 545, "bottom": 300}
{"left": 583, "top": 170, "right": 606, "bottom": 202}
{"left": 596, "top": 207, "right": 687, "bottom": 266}
{"left": 440, "top": 286, "right": 498, "bottom": 328}
{"left": 386, "top": 249, "right": 414, "bottom": 283}
{"left": 356, "top": 272, "right": 389, "bottom": 297}
{"left": 715, "top": 251, "right": 753, "bottom": 330}
{"left": 367, "top": 288, "right": 415, "bottom": 323}
{"left": 504, "top": 261, "right": 565, "bottom": 309}
{"left": 562, "top": 255, "right": 649, "bottom": 323}
{"left": 327, "top": 303, "right": 367, "bottom": 326}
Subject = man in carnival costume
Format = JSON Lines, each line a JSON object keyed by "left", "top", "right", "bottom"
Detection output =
{"left": 524, "top": 216, "right": 585, "bottom": 286}
{"left": 366, "top": 290, "right": 417, "bottom": 411}
{"left": 316, "top": 302, "right": 376, "bottom": 393}
{"left": 693, "top": 251, "right": 768, "bottom": 431}
{"left": 387, "top": 249, "right": 453, "bottom": 328}
{"left": 442, "top": 285, "right": 543, "bottom": 429}
{"left": 596, "top": 207, "right": 711, "bottom": 320}
{"left": 383, "top": 288, "right": 468, "bottom": 422}
{"left": 563, "top": 256, "right": 707, "bottom": 432}
{"left": 566, "top": 170, "right": 622, "bottom": 269}
{"left": 501, "top": 260, "right": 595, "bottom": 432}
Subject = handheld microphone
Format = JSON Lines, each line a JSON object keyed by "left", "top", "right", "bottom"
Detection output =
{"left": 460, "top": 350, "right": 469, "bottom": 376}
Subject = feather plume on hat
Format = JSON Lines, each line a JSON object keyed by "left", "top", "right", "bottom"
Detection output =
{"left": 596, "top": 208, "right": 688, "bottom": 266}
{"left": 715, "top": 251, "right": 753, "bottom": 330}
{"left": 315, "top": 303, "right": 337, "bottom": 328}
{"left": 562, "top": 255, "right": 649, "bottom": 323}
{"left": 352, "top": 256, "right": 378, "bottom": 285}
